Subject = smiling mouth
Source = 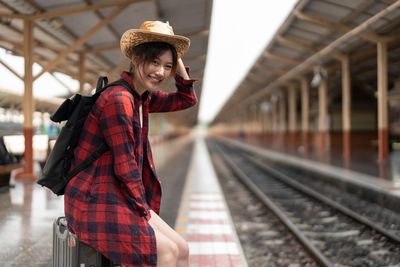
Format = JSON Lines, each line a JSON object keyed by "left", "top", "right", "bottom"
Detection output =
{"left": 149, "top": 75, "right": 162, "bottom": 83}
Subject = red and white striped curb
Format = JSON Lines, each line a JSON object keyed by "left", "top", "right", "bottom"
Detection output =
{"left": 175, "top": 139, "right": 248, "bottom": 267}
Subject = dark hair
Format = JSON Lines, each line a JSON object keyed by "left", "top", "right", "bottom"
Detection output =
{"left": 129, "top": 42, "right": 178, "bottom": 75}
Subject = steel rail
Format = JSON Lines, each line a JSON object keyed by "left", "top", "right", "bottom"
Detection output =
{"left": 242, "top": 152, "right": 400, "bottom": 244}
{"left": 213, "top": 143, "right": 333, "bottom": 267}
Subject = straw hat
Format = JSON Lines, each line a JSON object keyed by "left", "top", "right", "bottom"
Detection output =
{"left": 120, "top": 21, "right": 190, "bottom": 59}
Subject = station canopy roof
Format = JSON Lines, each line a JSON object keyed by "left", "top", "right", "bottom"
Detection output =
{"left": 212, "top": 0, "right": 400, "bottom": 124}
{"left": 0, "top": 0, "right": 211, "bottom": 127}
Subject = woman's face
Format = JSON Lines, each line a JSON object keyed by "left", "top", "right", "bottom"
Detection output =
{"left": 133, "top": 49, "right": 173, "bottom": 92}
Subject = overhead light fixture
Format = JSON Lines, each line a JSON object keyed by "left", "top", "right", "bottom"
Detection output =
{"left": 260, "top": 101, "right": 271, "bottom": 112}
{"left": 311, "top": 65, "right": 327, "bottom": 88}
{"left": 49, "top": 17, "right": 63, "bottom": 29}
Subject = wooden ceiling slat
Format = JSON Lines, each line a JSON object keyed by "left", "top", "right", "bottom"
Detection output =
{"left": 29, "top": 0, "right": 148, "bottom": 20}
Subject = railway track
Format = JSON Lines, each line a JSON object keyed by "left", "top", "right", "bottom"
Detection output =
{"left": 209, "top": 138, "right": 400, "bottom": 267}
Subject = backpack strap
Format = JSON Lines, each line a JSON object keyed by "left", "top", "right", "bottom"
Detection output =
{"left": 95, "top": 76, "right": 108, "bottom": 93}
{"left": 65, "top": 142, "right": 109, "bottom": 181}
{"left": 95, "top": 79, "right": 134, "bottom": 97}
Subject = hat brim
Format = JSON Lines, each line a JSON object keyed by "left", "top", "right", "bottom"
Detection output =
{"left": 120, "top": 29, "right": 190, "bottom": 59}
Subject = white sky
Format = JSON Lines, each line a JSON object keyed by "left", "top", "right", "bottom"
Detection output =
{"left": 0, "top": 0, "right": 297, "bottom": 121}
{"left": 198, "top": 0, "right": 297, "bottom": 123}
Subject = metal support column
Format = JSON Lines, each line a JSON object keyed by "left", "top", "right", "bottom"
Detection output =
{"left": 15, "top": 18, "right": 36, "bottom": 179}
{"left": 318, "top": 79, "right": 329, "bottom": 157}
{"left": 301, "top": 78, "right": 309, "bottom": 156}
{"left": 341, "top": 55, "right": 352, "bottom": 160}
{"left": 288, "top": 85, "right": 297, "bottom": 152}
{"left": 377, "top": 41, "right": 388, "bottom": 161}
{"left": 279, "top": 92, "right": 287, "bottom": 148}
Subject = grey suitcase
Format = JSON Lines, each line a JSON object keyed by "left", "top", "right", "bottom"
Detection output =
{"left": 53, "top": 217, "right": 119, "bottom": 267}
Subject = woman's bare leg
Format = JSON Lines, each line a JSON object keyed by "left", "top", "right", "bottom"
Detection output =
{"left": 148, "top": 210, "right": 190, "bottom": 267}
{"left": 148, "top": 220, "right": 179, "bottom": 266}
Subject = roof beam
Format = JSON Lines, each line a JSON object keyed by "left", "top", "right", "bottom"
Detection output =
{"left": 29, "top": 0, "right": 147, "bottom": 20}
{"left": 263, "top": 51, "right": 301, "bottom": 66}
{"left": 294, "top": 11, "right": 389, "bottom": 43}
{"left": 276, "top": 36, "right": 316, "bottom": 52}
{"left": 0, "top": 59, "right": 23, "bottom": 80}
{"left": 33, "top": 4, "right": 127, "bottom": 81}
{"left": 0, "top": 12, "right": 25, "bottom": 19}
{"left": 83, "top": 44, "right": 120, "bottom": 54}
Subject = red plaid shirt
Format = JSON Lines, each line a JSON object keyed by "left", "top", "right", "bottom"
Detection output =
{"left": 64, "top": 69, "right": 197, "bottom": 266}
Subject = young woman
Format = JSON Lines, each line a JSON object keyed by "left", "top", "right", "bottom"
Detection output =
{"left": 64, "top": 21, "right": 197, "bottom": 267}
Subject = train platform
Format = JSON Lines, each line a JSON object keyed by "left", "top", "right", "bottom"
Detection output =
{"left": 218, "top": 137, "right": 400, "bottom": 211}
{"left": 174, "top": 138, "right": 248, "bottom": 267}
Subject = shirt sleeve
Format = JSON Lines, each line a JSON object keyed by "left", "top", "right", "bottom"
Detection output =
{"left": 99, "top": 89, "right": 151, "bottom": 220}
{"left": 148, "top": 67, "right": 198, "bottom": 113}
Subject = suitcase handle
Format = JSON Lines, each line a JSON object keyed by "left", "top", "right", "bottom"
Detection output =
{"left": 54, "top": 216, "right": 68, "bottom": 239}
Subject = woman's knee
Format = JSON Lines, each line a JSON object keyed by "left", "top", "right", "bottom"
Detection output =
{"left": 176, "top": 238, "right": 190, "bottom": 260}
{"left": 161, "top": 239, "right": 179, "bottom": 264}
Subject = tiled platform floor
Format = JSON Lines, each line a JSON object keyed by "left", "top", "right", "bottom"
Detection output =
{"left": 175, "top": 138, "right": 248, "bottom": 267}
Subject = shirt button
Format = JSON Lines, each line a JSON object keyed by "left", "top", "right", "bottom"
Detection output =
{"left": 142, "top": 210, "right": 147, "bottom": 216}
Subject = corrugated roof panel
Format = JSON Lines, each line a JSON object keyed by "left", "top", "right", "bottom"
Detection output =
{"left": 61, "top": 11, "right": 105, "bottom": 38}
{"left": 281, "top": 32, "right": 315, "bottom": 47}
{"left": 101, "top": 50, "right": 125, "bottom": 68}
{"left": 318, "top": 31, "right": 342, "bottom": 45}
{"left": 385, "top": 8, "right": 400, "bottom": 20}
{"left": 270, "top": 45, "right": 304, "bottom": 60}
{"left": 0, "top": 24, "right": 21, "bottom": 41}
{"left": 368, "top": 18, "right": 390, "bottom": 31}
{"left": 305, "top": 1, "right": 352, "bottom": 21}
{"left": 35, "top": 47, "right": 58, "bottom": 61}
{"left": 86, "top": 27, "right": 118, "bottom": 47}
{"left": 161, "top": 1, "right": 208, "bottom": 33}
{"left": 259, "top": 59, "right": 290, "bottom": 70}
{"left": 33, "top": 0, "right": 83, "bottom": 10}
{"left": 34, "top": 27, "right": 66, "bottom": 48}
{"left": 274, "top": 41, "right": 309, "bottom": 54}
{"left": 286, "top": 27, "right": 322, "bottom": 43}
{"left": 365, "top": 2, "right": 388, "bottom": 15}
{"left": 293, "top": 20, "right": 332, "bottom": 36}
{"left": 105, "top": 2, "right": 158, "bottom": 35}
{"left": 184, "top": 35, "right": 206, "bottom": 58}
{"left": 348, "top": 13, "right": 370, "bottom": 26}
{"left": 188, "top": 60, "right": 204, "bottom": 72}
{"left": 323, "top": 0, "right": 366, "bottom": 10}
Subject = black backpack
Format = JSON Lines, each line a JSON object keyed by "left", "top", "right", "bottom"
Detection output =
{"left": 37, "top": 76, "right": 132, "bottom": 195}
